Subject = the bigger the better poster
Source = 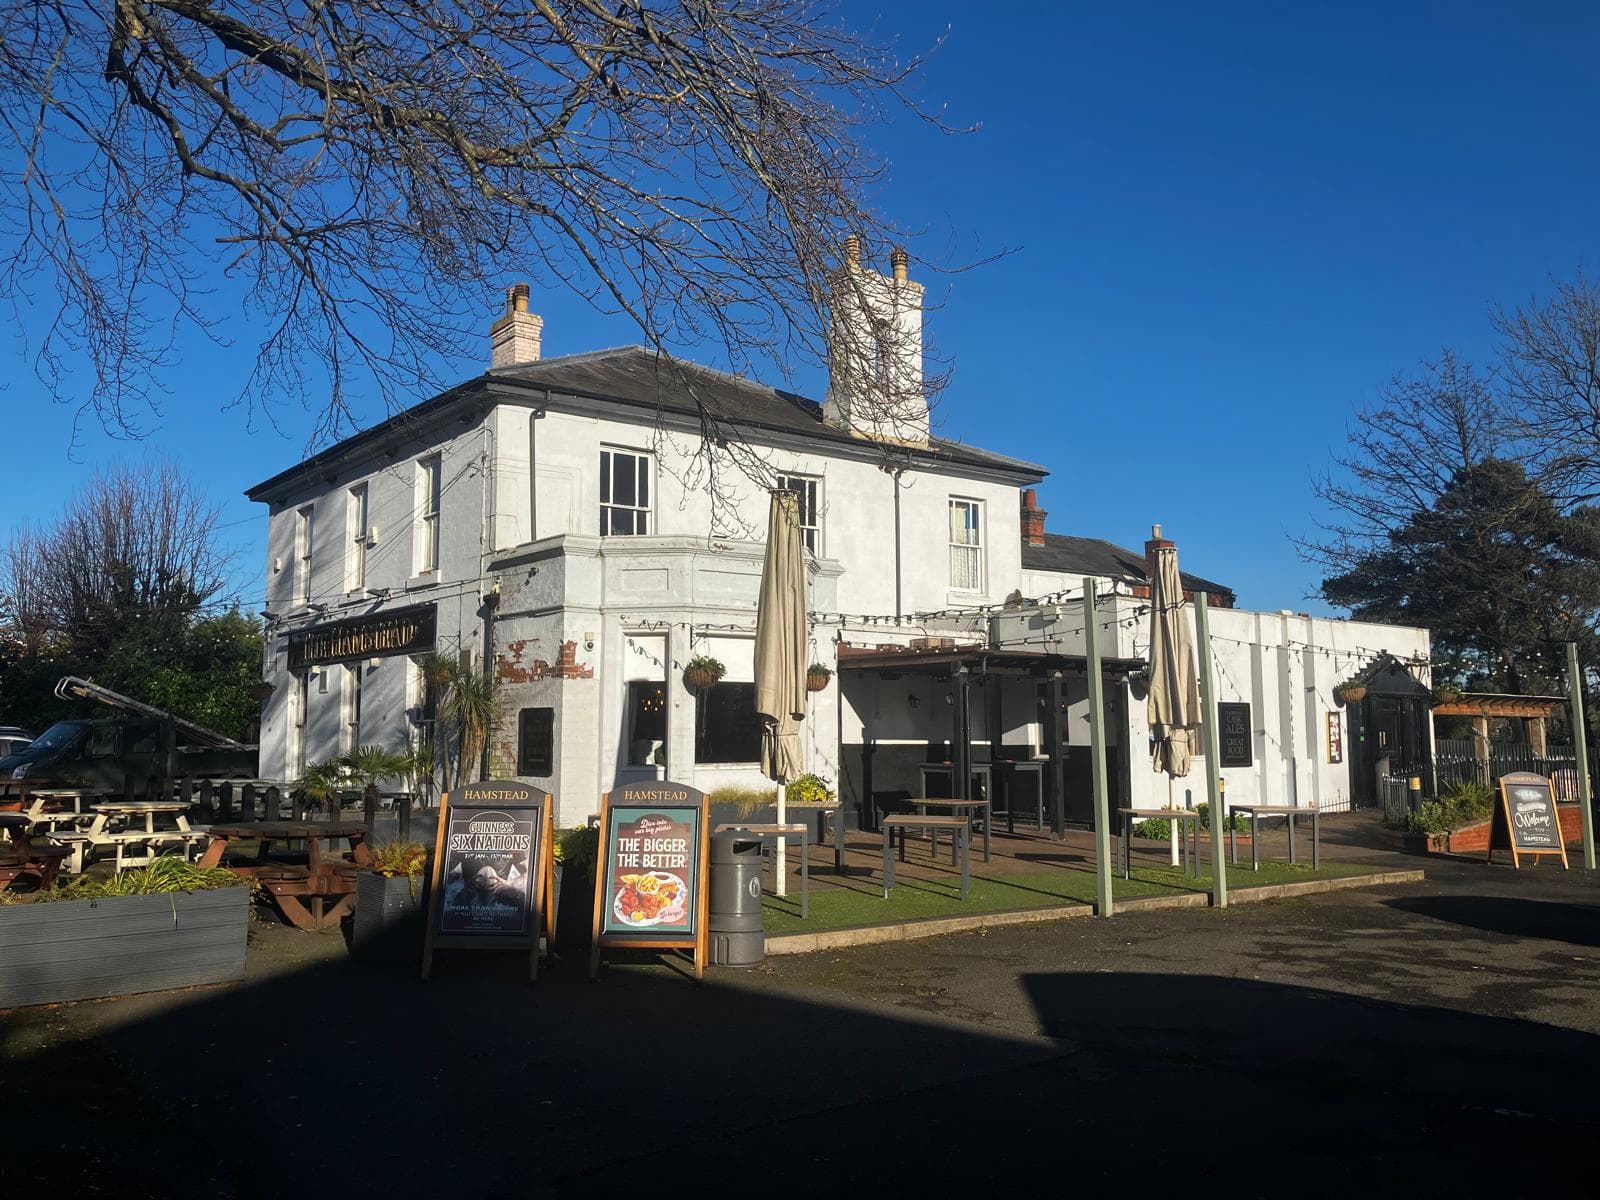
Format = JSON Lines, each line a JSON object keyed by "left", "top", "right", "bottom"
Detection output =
{"left": 601, "top": 807, "right": 698, "bottom": 935}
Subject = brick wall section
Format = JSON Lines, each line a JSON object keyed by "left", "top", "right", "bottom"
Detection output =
{"left": 495, "top": 639, "right": 594, "bottom": 683}
{"left": 1443, "top": 804, "right": 1585, "bottom": 853}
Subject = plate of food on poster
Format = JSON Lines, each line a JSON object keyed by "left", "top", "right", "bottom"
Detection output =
{"left": 612, "top": 870, "right": 689, "bottom": 928}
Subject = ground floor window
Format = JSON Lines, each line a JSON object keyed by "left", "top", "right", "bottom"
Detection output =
{"left": 518, "top": 707, "right": 554, "bottom": 776}
{"left": 627, "top": 681, "right": 667, "bottom": 765}
{"left": 695, "top": 682, "right": 762, "bottom": 764}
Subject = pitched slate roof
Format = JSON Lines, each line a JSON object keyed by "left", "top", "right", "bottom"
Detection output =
{"left": 246, "top": 345, "right": 1045, "bottom": 500}
{"left": 1021, "top": 532, "right": 1235, "bottom": 602}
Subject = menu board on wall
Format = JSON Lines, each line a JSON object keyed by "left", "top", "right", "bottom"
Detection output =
{"left": 590, "top": 781, "right": 710, "bottom": 979}
{"left": 1218, "top": 702, "right": 1253, "bottom": 768}
{"left": 421, "top": 781, "right": 556, "bottom": 982}
{"left": 1489, "top": 772, "right": 1569, "bottom": 868}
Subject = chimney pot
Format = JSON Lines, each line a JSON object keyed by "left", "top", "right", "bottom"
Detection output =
{"left": 891, "top": 246, "right": 909, "bottom": 283}
{"left": 491, "top": 282, "right": 542, "bottom": 369}
{"left": 842, "top": 233, "right": 861, "bottom": 269}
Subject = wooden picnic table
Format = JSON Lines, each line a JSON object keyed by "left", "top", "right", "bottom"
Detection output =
{"left": 0, "top": 812, "right": 70, "bottom": 891}
{"left": 199, "top": 821, "right": 371, "bottom": 931}
{"left": 1228, "top": 803, "right": 1320, "bottom": 870}
{"left": 22, "top": 789, "right": 109, "bottom": 832}
{"left": 76, "top": 801, "right": 204, "bottom": 874}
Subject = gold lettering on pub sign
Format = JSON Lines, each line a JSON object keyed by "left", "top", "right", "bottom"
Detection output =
{"left": 288, "top": 604, "right": 436, "bottom": 668}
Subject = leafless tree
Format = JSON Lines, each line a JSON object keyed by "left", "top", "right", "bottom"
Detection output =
{"left": 1298, "top": 350, "right": 1513, "bottom": 576}
{"left": 1, "top": 0, "right": 959, "bottom": 461}
{"left": 1494, "top": 271, "right": 1600, "bottom": 504}
{"left": 1, "top": 456, "right": 237, "bottom": 655}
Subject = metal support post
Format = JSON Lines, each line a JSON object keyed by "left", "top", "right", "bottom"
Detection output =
{"left": 1567, "top": 642, "right": 1596, "bottom": 871}
{"left": 1195, "top": 592, "right": 1227, "bottom": 907}
{"left": 1084, "top": 578, "right": 1114, "bottom": 917}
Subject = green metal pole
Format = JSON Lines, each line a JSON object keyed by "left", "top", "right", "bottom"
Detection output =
{"left": 1195, "top": 591, "right": 1227, "bottom": 907}
{"left": 1084, "top": 577, "right": 1114, "bottom": 917}
{"left": 1566, "top": 641, "right": 1596, "bottom": 871}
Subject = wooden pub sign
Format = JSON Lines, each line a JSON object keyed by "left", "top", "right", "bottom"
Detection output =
{"left": 1488, "top": 772, "right": 1569, "bottom": 869}
{"left": 421, "top": 780, "right": 557, "bottom": 981}
{"left": 590, "top": 781, "right": 711, "bottom": 980}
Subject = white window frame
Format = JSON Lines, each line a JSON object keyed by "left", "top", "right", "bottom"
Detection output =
{"left": 416, "top": 455, "right": 442, "bottom": 574}
{"left": 295, "top": 505, "right": 314, "bottom": 606}
{"left": 347, "top": 483, "right": 369, "bottom": 592}
{"left": 776, "top": 474, "right": 822, "bottom": 556}
{"left": 342, "top": 663, "right": 363, "bottom": 752}
{"left": 948, "top": 498, "right": 985, "bottom": 593}
{"left": 600, "top": 447, "right": 653, "bottom": 536}
{"left": 290, "top": 671, "right": 308, "bottom": 778}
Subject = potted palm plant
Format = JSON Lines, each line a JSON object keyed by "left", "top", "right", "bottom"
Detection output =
{"left": 352, "top": 841, "right": 429, "bottom": 965}
{"left": 441, "top": 665, "right": 499, "bottom": 786}
{"left": 683, "top": 654, "right": 725, "bottom": 692}
{"left": 342, "top": 745, "right": 412, "bottom": 818}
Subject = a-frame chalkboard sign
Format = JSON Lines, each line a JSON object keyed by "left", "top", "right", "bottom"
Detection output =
{"left": 1488, "top": 772, "right": 1570, "bottom": 869}
{"left": 421, "top": 780, "right": 557, "bottom": 981}
{"left": 589, "top": 781, "right": 711, "bottom": 980}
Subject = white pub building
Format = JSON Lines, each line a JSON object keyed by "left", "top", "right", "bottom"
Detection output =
{"left": 248, "top": 251, "right": 1432, "bottom": 829}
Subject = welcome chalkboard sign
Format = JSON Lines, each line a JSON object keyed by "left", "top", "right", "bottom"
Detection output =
{"left": 1489, "top": 772, "right": 1569, "bottom": 869}
{"left": 421, "top": 780, "right": 557, "bottom": 981}
{"left": 589, "top": 782, "right": 711, "bottom": 980}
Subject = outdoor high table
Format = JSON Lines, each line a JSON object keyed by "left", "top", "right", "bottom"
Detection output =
{"left": 199, "top": 821, "right": 371, "bottom": 930}
{"left": 881, "top": 815, "right": 970, "bottom": 900}
{"left": 1118, "top": 807, "right": 1205, "bottom": 880}
{"left": 1229, "top": 804, "right": 1320, "bottom": 870}
{"left": 912, "top": 797, "right": 992, "bottom": 862}
{"left": 714, "top": 823, "right": 812, "bottom": 918}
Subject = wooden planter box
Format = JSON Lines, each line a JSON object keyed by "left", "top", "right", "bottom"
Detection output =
{"left": 351, "top": 871, "right": 425, "bottom": 966}
{"left": 0, "top": 885, "right": 249, "bottom": 1009}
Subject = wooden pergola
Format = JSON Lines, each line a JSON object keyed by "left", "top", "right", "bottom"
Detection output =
{"left": 1431, "top": 693, "right": 1567, "bottom": 756}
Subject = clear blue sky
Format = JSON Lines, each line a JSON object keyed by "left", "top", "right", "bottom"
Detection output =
{"left": 4, "top": 1, "right": 1598, "bottom": 615}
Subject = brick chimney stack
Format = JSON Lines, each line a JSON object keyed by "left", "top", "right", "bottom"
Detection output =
{"left": 490, "top": 282, "right": 543, "bottom": 368}
{"left": 1020, "top": 488, "right": 1047, "bottom": 546}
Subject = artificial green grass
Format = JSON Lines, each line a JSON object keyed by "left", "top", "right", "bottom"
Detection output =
{"left": 759, "top": 859, "right": 1381, "bottom": 934}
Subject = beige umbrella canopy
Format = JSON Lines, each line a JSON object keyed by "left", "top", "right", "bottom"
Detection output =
{"left": 755, "top": 489, "right": 808, "bottom": 896}
{"left": 1147, "top": 531, "right": 1200, "bottom": 778}
{"left": 755, "top": 490, "right": 807, "bottom": 783}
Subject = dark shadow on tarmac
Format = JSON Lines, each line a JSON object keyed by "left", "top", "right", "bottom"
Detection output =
{"left": 5, "top": 936, "right": 1600, "bottom": 1197}
{"left": 1384, "top": 893, "right": 1600, "bottom": 946}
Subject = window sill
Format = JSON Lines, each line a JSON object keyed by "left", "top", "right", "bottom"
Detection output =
{"left": 406, "top": 573, "right": 437, "bottom": 591}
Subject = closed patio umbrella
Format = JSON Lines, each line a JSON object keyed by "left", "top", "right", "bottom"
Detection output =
{"left": 755, "top": 489, "right": 808, "bottom": 895}
{"left": 1147, "top": 528, "right": 1200, "bottom": 862}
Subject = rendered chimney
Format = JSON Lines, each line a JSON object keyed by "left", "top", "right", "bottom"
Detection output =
{"left": 1020, "top": 488, "right": 1047, "bottom": 547}
{"left": 490, "top": 282, "right": 543, "bottom": 368}
{"left": 822, "top": 234, "right": 928, "bottom": 446}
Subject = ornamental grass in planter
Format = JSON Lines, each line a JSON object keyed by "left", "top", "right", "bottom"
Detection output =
{"left": 352, "top": 841, "right": 428, "bottom": 966}
{"left": 0, "top": 858, "right": 251, "bottom": 1008}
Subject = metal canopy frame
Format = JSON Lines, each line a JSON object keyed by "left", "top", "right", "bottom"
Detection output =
{"left": 839, "top": 646, "right": 1146, "bottom": 837}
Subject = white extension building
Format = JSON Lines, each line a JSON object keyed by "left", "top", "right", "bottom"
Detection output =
{"left": 247, "top": 258, "right": 1433, "bottom": 829}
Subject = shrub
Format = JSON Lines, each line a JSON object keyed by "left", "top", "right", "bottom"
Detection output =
{"left": 369, "top": 842, "right": 428, "bottom": 878}
{"left": 1405, "top": 781, "right": 1495, "bottom": 835}
{"left": 556, "top": 825, "right": 600, "bottom": 876}
{"left": 787, "top": 773, "right": 834, "bottom": 805}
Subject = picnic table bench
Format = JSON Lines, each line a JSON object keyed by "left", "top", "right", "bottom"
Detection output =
{"left": 1229, "top": 804, "right": 1320, "bottom": 869}
{"left": 0, "top": 813, "right": 70, "bottom": 891}
{"left": 881, "top": 814, "right": 970, "bottom": 900}
{"left": 199, "top": 821, "right": 371, "bottom": 931}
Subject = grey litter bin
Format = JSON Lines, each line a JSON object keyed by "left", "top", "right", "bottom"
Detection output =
{"left": 709, "top": 829, "right": 766, "bottom": 967}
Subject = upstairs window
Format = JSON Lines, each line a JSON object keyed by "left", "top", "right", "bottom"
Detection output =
{"left": 949, "top": 498, "right": 984, "bottom": 592}
{"left": 344, "top": 663, "right": 362, "bottom": 751}
{"left": 295, "top": 505, "right": 314, "bottom": 605}
{"left": 600, "top": 448, "right": 652, "bottom": 535}
{"left": 347, "top": 483, "right": 369, "bottom": 591}
{"left": 776, "top": 475, "right": 822, "bottom": 555}
{"left": 416, "top": 455, "right": 442, "bottom": 574}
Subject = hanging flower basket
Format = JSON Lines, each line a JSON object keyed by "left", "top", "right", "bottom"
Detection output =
{"left": 1433, "top": 684, "right": 1462, "bottom": 705}
{"left": 806, "top": 664, "right": 832, "bottom": 692}
{"left": 1336, "top": 684, "right": 1367, "bottom": 704}
{"left": 683, "top": 655, "right": 726, "bottom": 692}
{"left": 252, "top": 680, "right": 276, "bottom": 701}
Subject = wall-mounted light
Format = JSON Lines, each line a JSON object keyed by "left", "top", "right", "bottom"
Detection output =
{"left": 907, "top": 693, "right": 921, "bottom": 710}
{"left": 584, "top": 630, "right": 596, "bottom": 651}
